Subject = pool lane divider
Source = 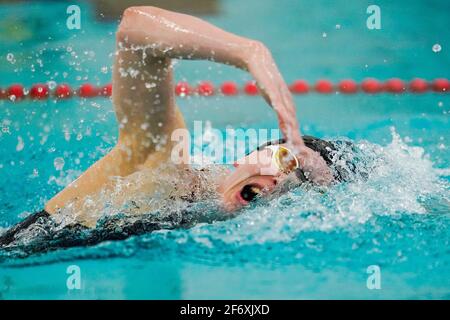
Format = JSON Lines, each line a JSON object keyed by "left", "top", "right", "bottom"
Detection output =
{"left": 0, "top": 78, "right": 449, "bottom": 101}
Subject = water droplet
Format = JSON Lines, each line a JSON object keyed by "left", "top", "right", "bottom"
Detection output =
{"left": 335, "top": 24, "right": 341, "bottom": 30}
{"left": 47, "top": 81, "right": 57, "bottom": 90}
{"left": 6, "top": 53, "right": 16, "bottom": 64}
{"left": 432, "top": 44, "right": 442, "bottom": 53}
{"left": 31, "top": 168, "right": 39, "bottom": 178}
{"left": 16, "top": 136, "right": 24, "bottom": 151}
{"left": 63, "top": 129, "right": 71, "bottom": 141}
{"left": 322, "top": 32, "right": 327, "bottom": 38}
{"left": 54, "top": 157, "right": 65, "bottom": 171}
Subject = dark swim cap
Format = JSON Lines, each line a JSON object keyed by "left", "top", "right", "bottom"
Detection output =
{"left": 254, "top": 135, "right": 357, "bottom": 182}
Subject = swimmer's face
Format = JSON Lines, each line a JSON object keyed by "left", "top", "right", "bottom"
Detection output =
{"left": 217, "top": 146, "right": 292, "bottom": 211}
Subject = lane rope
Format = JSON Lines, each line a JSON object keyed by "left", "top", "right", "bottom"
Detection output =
{"left": 0, "top": 78, "right": 449, "bottom": 101}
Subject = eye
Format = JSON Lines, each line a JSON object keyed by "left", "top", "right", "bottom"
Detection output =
{"left": 240, "top": 184, "right": 262, "bottom": 202}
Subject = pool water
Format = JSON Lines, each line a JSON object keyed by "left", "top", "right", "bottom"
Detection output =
{"left": 0, "top": 0, "right": 449, "bottom": 299}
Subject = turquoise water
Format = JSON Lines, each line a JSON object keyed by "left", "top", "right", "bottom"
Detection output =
{"left": 0, "top": 0, "right": 449, "bottom": 299}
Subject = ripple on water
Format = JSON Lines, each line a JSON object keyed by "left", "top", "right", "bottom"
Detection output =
{"left": 1, "top": 128, "right": 449, "bottom": 268}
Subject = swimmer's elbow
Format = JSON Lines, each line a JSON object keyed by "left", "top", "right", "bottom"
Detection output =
{"left": 123, "top": 6, "right": 164, "bottom": 18}
{"left": 123, "top": 6, "right": 163, "bottom": 21}
{"left": 117, "top": 6, "right": 167, "bottom": 44}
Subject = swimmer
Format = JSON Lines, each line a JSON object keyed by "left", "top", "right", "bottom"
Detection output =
{"left": 1, "top": 7, "right": 357, "bottom": 253}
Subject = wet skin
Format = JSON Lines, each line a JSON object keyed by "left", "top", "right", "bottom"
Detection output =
{"left": 44, "top": 6, "right": 332, "bottom": 226}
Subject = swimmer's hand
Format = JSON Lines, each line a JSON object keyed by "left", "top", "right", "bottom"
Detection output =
{"left": 243, "top": 41, "right": 303, "bottom": 146}
{"left": 243, "top": 42, "right": 333, "bottom": 185}
{"left": 295, "top": 145, "right": 334, "bottom": 185}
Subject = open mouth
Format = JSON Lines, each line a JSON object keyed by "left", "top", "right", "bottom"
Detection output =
{"left": 236, "top": 183, "right": 264, "bottom": 205}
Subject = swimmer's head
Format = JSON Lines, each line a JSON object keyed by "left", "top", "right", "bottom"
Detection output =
{"left": 217, "top": 138, "right": 311, "bottom": 211}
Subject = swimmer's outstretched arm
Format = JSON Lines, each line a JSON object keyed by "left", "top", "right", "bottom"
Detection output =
{"left": 116, "top": 6, "right": 332, "bottom": 183}
{"left": 45, "top": 6, "right": 331, "bottom": 219}
{"left": 117, "top": 6, "right": 304, "bottom": 146}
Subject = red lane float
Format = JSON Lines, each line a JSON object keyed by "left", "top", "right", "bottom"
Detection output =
{"left": 175, "top": 81, "right": 191, "bottom": 96}
{"left": 55, "top": 84, "right": 72, "bottom": 98}
{"left": 290, "top": 80, "right": 309, "bottom": 94}
{"left": 384, "top": 78, "right": 406, "bottom": 93}
{"left": 7, "top": 84, "right": 25, "bottom": 100}
{"left": 221, "top": 81, "right": 239, "bottom": 95}
{"left": 30, "top": 84, "right": 49, "bottom": 99}
{"left": 314, "top": 79, "right": 333, "bottom": 93}
{"left": 78, "top": 83, "right": 98, "bottom": 98}
{"left": 432, "top": 78, "right": 450, "bottom": 92}
{"left": 0, "top": 78, "right": 449, "bottom": 101}
{"left": 361, "top": 78, "right": 383, "bottom": 94}
{"left": 197, "top": 81, "right": 214, "bottom": 96}
{"left": 244, "top": 81, "right": 259, "bottom": 95}
{"left": 409, "top": 78, "right": 428, "bottom": 93}
{"left": 338, "top": 79, "right": 358, "bottom": 94}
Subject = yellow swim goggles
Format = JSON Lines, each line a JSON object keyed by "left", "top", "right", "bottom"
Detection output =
{"left": 264, "top": 145, "right": 300, "bottom": 174}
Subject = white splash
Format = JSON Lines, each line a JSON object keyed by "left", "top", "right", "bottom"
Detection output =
{"left": 187, "top": 128, "right": 449, "bottom": 246}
